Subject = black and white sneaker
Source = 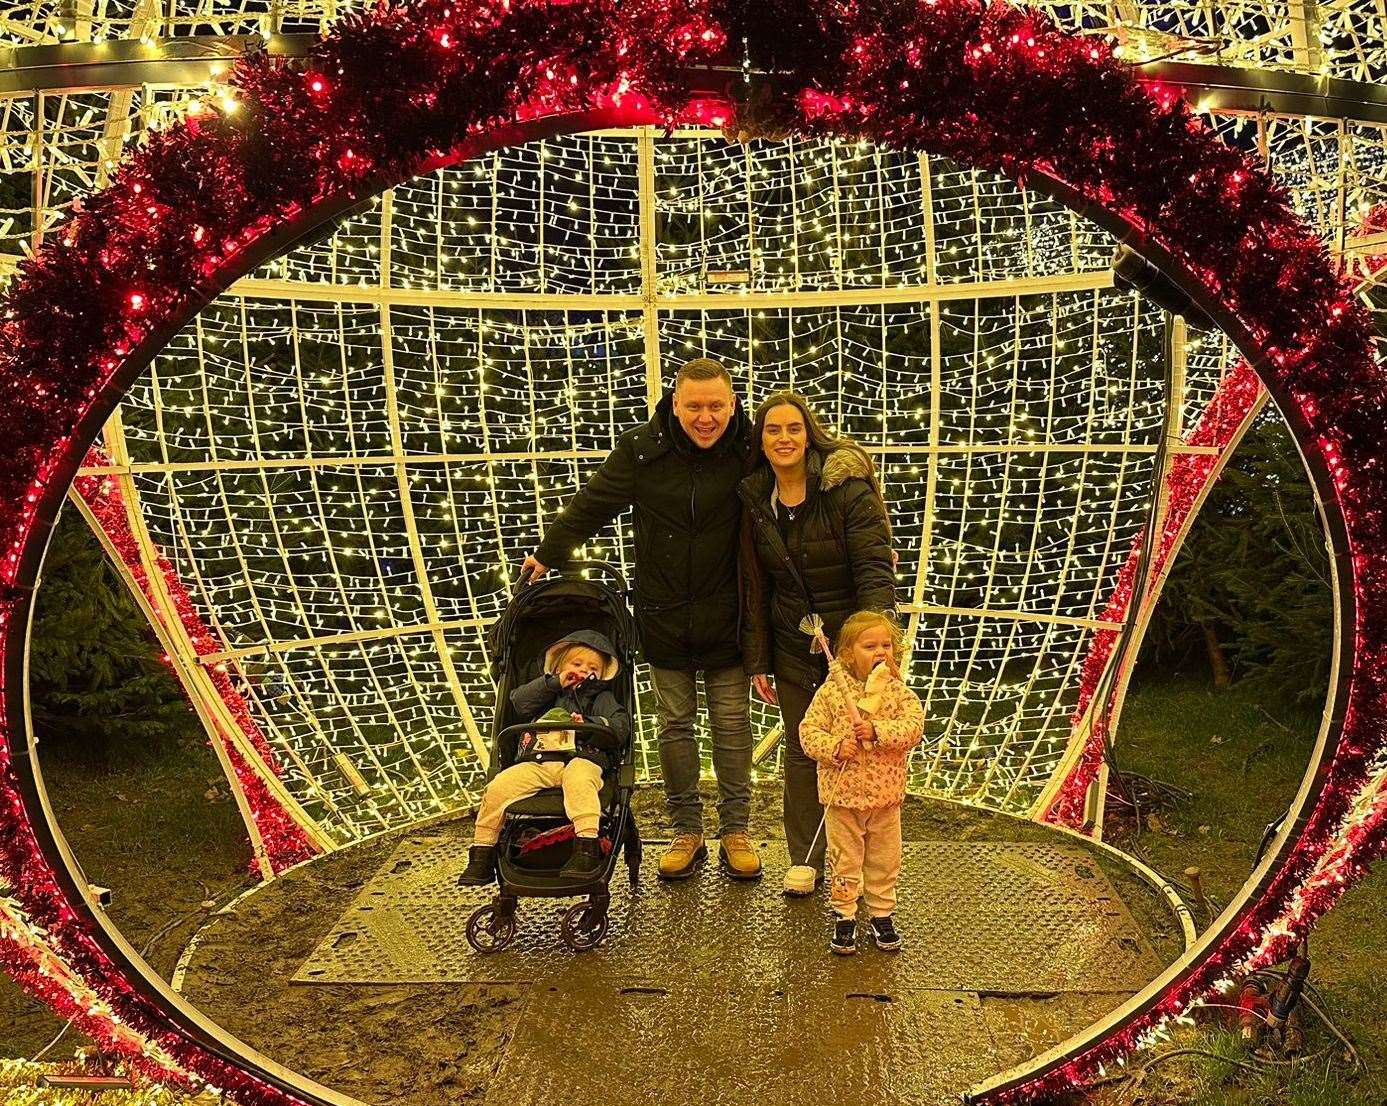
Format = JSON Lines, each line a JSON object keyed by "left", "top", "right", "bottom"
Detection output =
{"left": 830, "top": 918, "right": 857, "bottom": 956}
{"left": 869, "top": 915, "right": 902, "bottom": 951}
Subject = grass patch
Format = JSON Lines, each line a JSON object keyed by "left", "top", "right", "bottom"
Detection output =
{"left": 1110, "top": 673, "right": 1319, "bottom": 907}
{"left": 1093, "top": 673, "right": 1386, "bottom": 1105}
{"left": 0, "top": 731, "right": 250, "bottom": 1060}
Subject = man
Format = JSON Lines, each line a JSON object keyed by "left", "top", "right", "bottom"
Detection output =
{"left": 522, "top": 358, "right": 761, "bottom": 881}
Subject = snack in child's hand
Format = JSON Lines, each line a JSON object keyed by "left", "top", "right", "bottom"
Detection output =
{"left": 856, "top": 660, "right": 894, "bottom": 716}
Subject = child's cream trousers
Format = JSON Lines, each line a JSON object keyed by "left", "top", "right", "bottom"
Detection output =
{"left": 826, "top": 803, "right": 903, "bottom": 919}
{"left": 473, "top": 759, "right": 604, "bottom": 845}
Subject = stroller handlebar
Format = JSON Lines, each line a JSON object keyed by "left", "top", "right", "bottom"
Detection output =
{"left": 497, "top": 720, "right": 624, "bottom": 752}
{"left": 520, "top": 559, "right": 629, "bottom": 594}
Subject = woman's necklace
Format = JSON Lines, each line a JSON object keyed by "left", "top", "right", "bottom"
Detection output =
{"left": 778, "top": 492, "right": 805, "bottom": 523}
{"left": 777, "top": 476, "right": 807, "bottom": 522}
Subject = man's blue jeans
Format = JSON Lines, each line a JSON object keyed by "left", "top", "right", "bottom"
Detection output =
{"left": 650, "top": 665, "right": 753, "bottom": 837}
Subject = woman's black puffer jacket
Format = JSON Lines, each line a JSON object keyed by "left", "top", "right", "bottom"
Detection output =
{"left": 738, "top": 446, "right": 896, "bottom": 689}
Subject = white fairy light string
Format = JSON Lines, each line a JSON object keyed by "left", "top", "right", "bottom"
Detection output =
{"left": 75, "top": 130, "right": 1193, "bottom": 840}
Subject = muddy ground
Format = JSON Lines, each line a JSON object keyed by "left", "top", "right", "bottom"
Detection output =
{"left": 174, "top": 781, "right": 1187, "bottom": 1106}
{"left": 0, "top": 739, "right": 251, "bottom": 1062}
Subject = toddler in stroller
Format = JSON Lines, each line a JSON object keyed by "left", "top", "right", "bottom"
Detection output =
{"left": 456, "top": 563, "right": 642, "bottom": 953}
{"left": 458, "top": 629, "right": 631, "bottom": 884}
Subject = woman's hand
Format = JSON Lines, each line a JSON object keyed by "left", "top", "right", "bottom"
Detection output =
{"left": 752, "top": 673, "right": 778, "bottom": 705}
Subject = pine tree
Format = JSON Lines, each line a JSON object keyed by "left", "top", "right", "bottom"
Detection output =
{"left": 1148, "top": 411, "right": 1333, "bottom": 702}
{"left": 28, "top": 504, "right": 197, "bottom": 763}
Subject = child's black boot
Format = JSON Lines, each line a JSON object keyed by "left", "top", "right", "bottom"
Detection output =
{"left": 559, "top": 837, "right": 605, "bottom": 880}
{"left": 456, "top": 844, "right": 497, "bottom": 886}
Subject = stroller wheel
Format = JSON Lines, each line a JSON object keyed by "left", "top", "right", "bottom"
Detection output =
{"left": 466, "top": 903, "right": 516, "bottom": 953}
{"left": 560, "top": 900, "right": 609, "bottom": 951}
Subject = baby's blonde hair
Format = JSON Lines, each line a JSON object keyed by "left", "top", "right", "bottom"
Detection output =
{"left": 835, "top": 611, "right": 903, "bottom": 678}
{"left": 551, "top": 642, "right": 605, "bottom": 672}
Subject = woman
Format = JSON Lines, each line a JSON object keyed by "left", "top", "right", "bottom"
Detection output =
{"left": 738, "top": 391, "right": 897, "bottom": 892}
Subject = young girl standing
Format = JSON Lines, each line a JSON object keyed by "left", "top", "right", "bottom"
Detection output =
{"left": 799, "top": 611, "right": 924, "bottom": 955}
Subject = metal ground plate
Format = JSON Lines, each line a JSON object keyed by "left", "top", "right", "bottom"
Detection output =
{"left": 294, "top": 835, "right": 1163, "bottom": 994}
{"left": 483, "top": 983, "right": 998, "bottom": 1106}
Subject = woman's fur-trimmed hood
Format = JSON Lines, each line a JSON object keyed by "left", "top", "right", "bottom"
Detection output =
{"left": 819, "top": 446, "right": 876, "bottom": 491}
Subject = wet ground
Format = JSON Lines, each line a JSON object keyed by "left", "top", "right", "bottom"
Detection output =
{"left": 176, "top": 784, "right": 1187, "bottom": 1106}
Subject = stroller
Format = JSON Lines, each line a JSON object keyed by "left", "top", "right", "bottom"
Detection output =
{"left": 463, "top": 561, "right": 642, "bottom": 953}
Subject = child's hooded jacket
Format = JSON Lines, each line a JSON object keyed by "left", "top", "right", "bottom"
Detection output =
{"left": 509, "top": 629, "right": 631, "bottom": 770}
{"left": 799, "top": 660, "right": 924, "bottom": 809}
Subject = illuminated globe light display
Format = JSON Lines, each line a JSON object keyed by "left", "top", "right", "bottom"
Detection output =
{"left": 1, "top": 1, "right": 1387, "bottom": 1105}
{"left": 87, "top": 140, "right": 1222, "bottom": 859}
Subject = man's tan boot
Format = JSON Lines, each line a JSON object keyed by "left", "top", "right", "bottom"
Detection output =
{"left": 718, "top": 832, "right": 763, "bottom": 880}
{"left": 658, "top": 833, "right": 707, "bottom": 880}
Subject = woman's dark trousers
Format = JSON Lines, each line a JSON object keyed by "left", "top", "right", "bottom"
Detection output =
{"left": 777, "top": 675, "right": 825, "bottom": 873}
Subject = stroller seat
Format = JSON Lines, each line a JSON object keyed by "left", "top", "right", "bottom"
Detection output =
{"left": 504, "top": 772, "right": 619, "bottom": 818}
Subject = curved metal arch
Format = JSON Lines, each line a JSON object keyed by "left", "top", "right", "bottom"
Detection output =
{"left": 0, "top": 28, "right": 1366, "bottom": 1106}
{"left": 961, "top": 173, "right": 1352, "bottom": 1101}
{"left": 5, "top": 104, "right": 664, "bottom": 1106}
{"left": 8, "top": 105, "right": 1357, "bottom": 1106}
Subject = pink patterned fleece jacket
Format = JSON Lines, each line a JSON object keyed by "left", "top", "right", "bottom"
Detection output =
{"left": 799, "top": 662, "right": 926, "bottom": 809}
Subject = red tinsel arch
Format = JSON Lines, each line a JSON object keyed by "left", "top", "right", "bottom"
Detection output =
{"left": 73, "top": 445, "right": 320, "bottom": 877}
{"left": 1, "top": 0, "right": 1383, "bottom": 1102}
{"left": 1042, "top": 360, "right": 1267, "bottom": 831}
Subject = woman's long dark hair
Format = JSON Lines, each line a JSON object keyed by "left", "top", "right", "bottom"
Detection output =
{"left": 751, "top": 390, "right": 891, "bottom": 535}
